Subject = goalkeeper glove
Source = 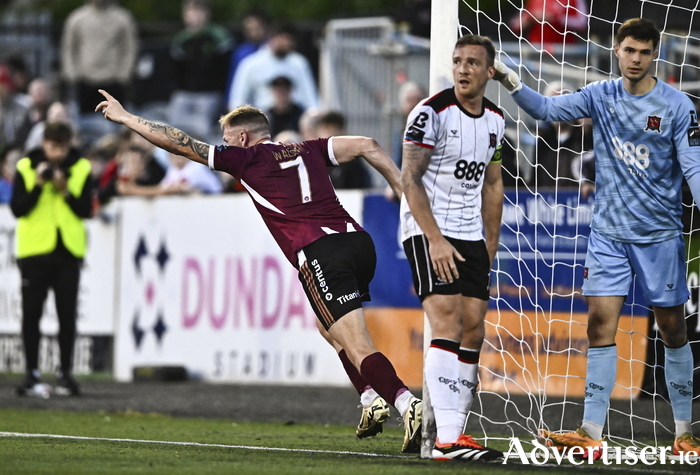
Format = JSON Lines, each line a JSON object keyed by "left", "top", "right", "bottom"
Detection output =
{"left": 493, "top": 60, "right": 522, "bottom": 93}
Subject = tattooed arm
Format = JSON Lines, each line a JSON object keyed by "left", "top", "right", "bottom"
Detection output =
{"left": 95, "top": 89, "right": 210, "bottom": 166}
{"left": 401, "top": 142, "right": 464, "bottom": 283}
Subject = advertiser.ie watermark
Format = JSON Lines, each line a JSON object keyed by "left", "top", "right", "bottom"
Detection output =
{"left": 503, "top": 437, "right": 699, "bottom": 465}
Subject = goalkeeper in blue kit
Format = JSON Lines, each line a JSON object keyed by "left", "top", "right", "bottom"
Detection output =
{"left": 493, "top": 18, "right": 699, "bottom": 456}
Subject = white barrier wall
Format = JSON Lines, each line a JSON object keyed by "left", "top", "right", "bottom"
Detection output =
{"left": 1, "top": 191, "right": 364, "bottom": 385}
{"left": 0, "top": 205, "right": 117, "bottom": 335}
{"left": 114, "top": 192, "right": 363, "bottom": 383}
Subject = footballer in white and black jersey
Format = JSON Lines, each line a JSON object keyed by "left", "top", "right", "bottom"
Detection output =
{"left": 400, "top": 88, "right": 505, "bottom": 243}
{"left": 400, "top": 34, "right": 505, "bottom": 461}
{"left": 401, "top": 87, "right": 504, "bottom": 298}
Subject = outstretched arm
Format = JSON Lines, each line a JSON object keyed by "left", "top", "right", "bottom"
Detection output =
{"left": 95, "top": 90, "right": 210, "bottom": 166}
{"left": 331, "top": 136, "right": 401, "bottom": 198}
{"left": 492, "top": 61, "right": 590, "bottom": 122}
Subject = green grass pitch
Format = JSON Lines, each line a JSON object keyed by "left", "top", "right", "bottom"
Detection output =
{"left": 0, "top": 407, "right": 693, "bottom": 474}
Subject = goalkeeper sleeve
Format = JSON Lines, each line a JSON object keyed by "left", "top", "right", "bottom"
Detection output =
{"left": 493, "top": 60, "right": 522, "bottom": 93}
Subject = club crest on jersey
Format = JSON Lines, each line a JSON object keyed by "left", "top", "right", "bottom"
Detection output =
{"left": 489, "top": 133, "right": 497, "bottom": 147}
{"left": 645, "top": 115, "right": 662, "bottom": 133}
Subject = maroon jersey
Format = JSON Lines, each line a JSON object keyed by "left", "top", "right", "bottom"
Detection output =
{"left": 208, "top": 137, "right": 364, "bottom": 267}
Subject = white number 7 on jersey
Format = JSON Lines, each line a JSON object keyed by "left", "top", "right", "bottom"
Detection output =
{"left": 280, "top": 156, "right": 312, "bottom": 203}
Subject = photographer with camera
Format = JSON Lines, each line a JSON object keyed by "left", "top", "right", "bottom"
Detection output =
{"left": 10, "top": 122, "right": 94, "bottom": 397}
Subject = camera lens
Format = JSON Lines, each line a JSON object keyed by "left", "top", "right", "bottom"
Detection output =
{"left": 41, "top": 167, "right": 54, "bottom": 181}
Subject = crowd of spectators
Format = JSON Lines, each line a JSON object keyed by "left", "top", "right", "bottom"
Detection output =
{"left": 0, "top": 0, "right": 377, "bottom": 209}
{"left": 532, "top": 81, "right": 593, "bottom": 190}
{"left": 168, "top": 0, "right": 232, "bottom": 143}
{"left": 0, "top": 0, "right": 605, "bottom": 210}
{"left": 509, "top": 0, "right": 589, "bottom": 48}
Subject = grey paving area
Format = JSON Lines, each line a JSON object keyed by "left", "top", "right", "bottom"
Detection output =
{"left": 0, "top": 374, "right": 369, "bottom": 426}
{"left": 0, "top": 374, "right": 696, "bottom": 441}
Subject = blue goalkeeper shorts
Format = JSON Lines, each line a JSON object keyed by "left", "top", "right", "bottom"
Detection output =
{"left": 581, "top": 229, "right": 689, "bottom": 307}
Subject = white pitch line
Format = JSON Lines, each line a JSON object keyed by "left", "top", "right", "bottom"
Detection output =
{"left": 0, "top": 431, "right": 412, "bottom": 459}
{"left": 2, "top": 431, "right": 688, "bottom": 472}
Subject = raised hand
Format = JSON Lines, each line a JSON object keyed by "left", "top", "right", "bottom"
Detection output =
{"left": 95, "top": 89, "right": 131, "bottom": 124}
{"left": 53, "top": 169, "right": 67, "bottom": 193}
{"left": 35, "top": 162, "right": 50, "bottom": 186}
{"left": 492, "top": 60, "right": 522, "bottom": 93}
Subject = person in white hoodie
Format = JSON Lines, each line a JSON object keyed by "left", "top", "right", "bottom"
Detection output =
{"left": 227, "top": 24, "right": 318, "bottom": 113}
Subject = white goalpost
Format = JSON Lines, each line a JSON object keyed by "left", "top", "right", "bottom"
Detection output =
{"left": 421, "top": 0, "right": 460, "bottom": 458}
{"left": 424, "top": 0, "right": 700, "bottom": 460}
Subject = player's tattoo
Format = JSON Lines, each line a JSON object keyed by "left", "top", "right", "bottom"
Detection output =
{"left": 193, "top": 141, "right": 209, "bottom": 160}
{"left": 402, "top": 144, "right": 432, "bottom": 184}
{"left": 136, "top": 117, "right": 209, "bottom": 160}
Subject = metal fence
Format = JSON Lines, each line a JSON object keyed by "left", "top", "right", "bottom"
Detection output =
{"left": 320, "top": 17, "right": 430, "bottom": 185}
{"left": 0, "top": 10, "right": 55, "bottom": 80}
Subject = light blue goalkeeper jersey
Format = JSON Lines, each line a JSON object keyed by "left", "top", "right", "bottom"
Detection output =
{"left": 512, "top": 78, "right": 700, "bottom": 243}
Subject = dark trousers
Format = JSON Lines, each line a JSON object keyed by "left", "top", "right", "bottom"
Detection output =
{"left": 19, "top": 253, "right": 81, "bottom": 374}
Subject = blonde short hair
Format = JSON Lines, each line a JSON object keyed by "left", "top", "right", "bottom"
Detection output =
{"left": 219, "top": 105, "right": 269, "bottom": 131}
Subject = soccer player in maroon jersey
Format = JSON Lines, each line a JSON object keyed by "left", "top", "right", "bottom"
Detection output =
{"left": 96, "top": 90, "right": 423, "bottom": 453}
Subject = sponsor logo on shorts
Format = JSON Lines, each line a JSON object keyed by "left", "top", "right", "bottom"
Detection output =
{"left": 336, "top": 291, "right": 360, "bottom": 304}
{"left": 665, "top": 283, "right": 676, "bottom": 292}
{"left": 311, "top": 259, "right": 333, "bottom": 301}
{"left": 583, "top": 267, "right": 588, "bottom": 279}
{"left": 434, "top": 275, "right": 449, "bottom": 285}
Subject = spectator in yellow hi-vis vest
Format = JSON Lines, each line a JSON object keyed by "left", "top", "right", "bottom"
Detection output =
{"left": 10, "top": 122, "right": 94, "bottom": 398}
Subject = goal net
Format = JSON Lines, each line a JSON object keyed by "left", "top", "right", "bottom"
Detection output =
{"left": 448, "top": 0, "right": 700, "bottom": 456}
